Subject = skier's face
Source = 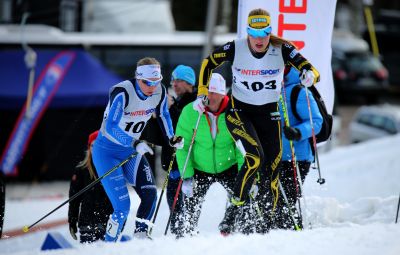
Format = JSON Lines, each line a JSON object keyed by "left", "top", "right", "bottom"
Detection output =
{"left": 138, "top": 78, "right": 159, "bottom": 96}
{"left": 248, "top": 34, "right": 270, "bottom": 53}
{"left": 207, "top": 92, "right": 224, "bottom": 112}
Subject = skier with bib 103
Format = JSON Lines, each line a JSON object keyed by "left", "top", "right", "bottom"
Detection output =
{"left": 192, "top": 8, "right": 320, "bottom": 234}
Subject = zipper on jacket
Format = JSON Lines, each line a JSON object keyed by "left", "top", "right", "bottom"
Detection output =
{"left": 207, "top": 112, "right": 218, "bottom": 174}
{"left": 212, "top": 140, "right": 217, "bottom": 174}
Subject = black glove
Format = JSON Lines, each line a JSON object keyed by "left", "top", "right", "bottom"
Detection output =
{"left": 169, "top": 136, "right": 184, "bottom": 149}
{"left": 69, "top": 219, "right": 78, "bottom": 240}
{"left": 283, "top": 126, "right": 301, "bottom": 141}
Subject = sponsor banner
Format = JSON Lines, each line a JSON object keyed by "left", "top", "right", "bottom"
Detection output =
{"left": 238, "top": 0, "right": 337, "bottom": 113}
{"left": 0, "top": 51, "right": 76, "bottom": 175}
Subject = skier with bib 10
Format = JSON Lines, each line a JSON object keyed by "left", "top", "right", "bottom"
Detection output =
{"left": 91, "top": 57, "right": 184, "bottom": 241}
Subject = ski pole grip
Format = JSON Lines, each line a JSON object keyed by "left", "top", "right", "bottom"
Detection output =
{"left": 202, "top": 96, "right": 209, "bottom": 107}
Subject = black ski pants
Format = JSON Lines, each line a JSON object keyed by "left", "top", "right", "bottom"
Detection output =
{"left": 225, "top": 96, "right": 282, "bottom": 210}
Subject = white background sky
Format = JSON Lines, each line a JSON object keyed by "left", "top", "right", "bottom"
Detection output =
{"left": 1, "top": 135, "right": 400, "bottom": 255}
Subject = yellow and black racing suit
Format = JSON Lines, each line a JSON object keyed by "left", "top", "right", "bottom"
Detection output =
{"left": 198, "top": 39, "right": 319, "bottom": 223}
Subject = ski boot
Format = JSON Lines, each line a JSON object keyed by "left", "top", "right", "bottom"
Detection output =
{"left": 219, "top": 197, "right": 244, "bottom": 236}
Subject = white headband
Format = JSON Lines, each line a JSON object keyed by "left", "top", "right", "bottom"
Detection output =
{"left": 135, "top": 64, "right": 163, "bottom": 80}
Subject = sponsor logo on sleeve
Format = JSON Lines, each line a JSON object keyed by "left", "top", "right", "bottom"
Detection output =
{"left": 213, "top": 52, "right": 226, "bottom": 59}
{"left": 289, "top": 49, "right": 298, "bottom": 58}
{"left": 270, "top": 111, "right": 281, "bottom": 121}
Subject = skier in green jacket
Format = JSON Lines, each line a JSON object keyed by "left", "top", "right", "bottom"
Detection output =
{"left": 175, "top": 73, "right": 244, "bottom": 236}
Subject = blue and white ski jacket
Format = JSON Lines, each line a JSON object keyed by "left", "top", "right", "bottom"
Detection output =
{"left": 100, "top": 79, "right": 174, "bottom": 147}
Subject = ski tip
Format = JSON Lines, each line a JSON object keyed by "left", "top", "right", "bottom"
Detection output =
{"left": 22, "top": 226, "right": 29, "bottom": 233}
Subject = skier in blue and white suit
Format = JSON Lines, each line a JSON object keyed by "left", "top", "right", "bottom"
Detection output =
{"left": 92, "top": 57, "right": 184, "bottom": 241}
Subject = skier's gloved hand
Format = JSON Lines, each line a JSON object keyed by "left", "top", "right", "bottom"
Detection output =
{"left": 181, "top": 178, "right": 193, "bottom": 198}
{"left": 134, "top": 140, "right": 154, "bottom": 155}
{"left": 193, "top": 96, "right": 207, "bottom": 113}
{"left": 69, "top": 219, "right": 78, "bottom": 240}
{"left": 283, "top": 126, "right": 302, "bottom": 141}
{"left": 169, "top": 136, "right": 184, "bottom": 149}
{"left": 300, "top": 70, "right": 316, "bottom": 87}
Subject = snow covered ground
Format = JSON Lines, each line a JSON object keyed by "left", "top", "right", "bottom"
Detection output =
{"left": 1, "top": 135, "right": 400, "bottom": 255}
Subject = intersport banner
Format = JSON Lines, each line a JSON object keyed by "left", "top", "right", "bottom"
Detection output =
{"left": 238, "top": 0, "right": 337, "bottom": 113}
{"left": 0, "top": 51, "right": 75, "bottom": 176}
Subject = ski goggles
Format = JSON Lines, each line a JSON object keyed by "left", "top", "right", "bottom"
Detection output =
{"left": 141, "top": 77, "right": 162, "bottom": 87}
{"left": 247, "top": 25, "right": 272, "bottom": 38}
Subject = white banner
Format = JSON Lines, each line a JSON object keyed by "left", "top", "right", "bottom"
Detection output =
{"left": 238, "top": 0, "right": 337, "bottom": 113}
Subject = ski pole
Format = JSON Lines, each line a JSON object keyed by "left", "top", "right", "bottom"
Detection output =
{"left": 248, "top": 182, "right": 263, "bottom": 234}
{"left": 164, "top": 112, "right": 202, "bottom": 235}
{"left": 280, "top": 89, "right": 303, "bottom": 223}
{"left": 278, "top": 180, "right": 301, "bottom": 231}
{"left": 280, "top": 91, "right": 300, "bottom": 196}
{"left": 148, "top": 149, "right": 177, "bottom": 236}
{"left": 396, "top": 192, "right": 400, "bottom": 224}
{"left": 304, "top": 86, "right": 325, "bottom": 185}
{"left": 295, "top": 163, "right": 312, "bottom": 228}
{"left": 280, "top": 79, "right": 318, "bottom": 229}
{"left": 22, "top": 152, "right": 137, "bottom": 233}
